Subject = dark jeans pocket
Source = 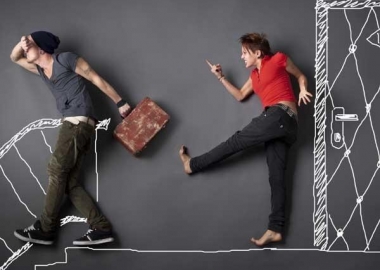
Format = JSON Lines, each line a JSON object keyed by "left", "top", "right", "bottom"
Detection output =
{"left": 48, "top": 122, "right": 77, "bottom": 171}
{"left": 76, "top": 123, "right": 95, "bottom": 153}
{"left": 278, "top": 113, "right": 298, "bottom": 145}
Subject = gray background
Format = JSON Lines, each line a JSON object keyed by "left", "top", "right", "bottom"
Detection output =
{"left": 1, "top": 0, "right": 380, "bottom": 269}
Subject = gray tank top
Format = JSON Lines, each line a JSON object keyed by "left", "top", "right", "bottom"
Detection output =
{"left": 36, "top": 52, "right": 95, "bottom": 119}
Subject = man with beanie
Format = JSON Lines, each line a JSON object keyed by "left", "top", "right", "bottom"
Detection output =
{"left": 10, "top": 31, "right": 130, "bottom": 246}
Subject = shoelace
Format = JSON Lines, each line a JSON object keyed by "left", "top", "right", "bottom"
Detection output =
{"left": 23, "top": 224, "right": 36, "bottom": 232}
{"left": 84, "top": 229, "right": 93, "bottom": 236}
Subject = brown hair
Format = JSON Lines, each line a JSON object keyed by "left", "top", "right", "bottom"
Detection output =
{"left": 239, "top": 33, "right": 273, "bottom": 58}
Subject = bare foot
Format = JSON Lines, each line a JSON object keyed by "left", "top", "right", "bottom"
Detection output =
{"left": 179, "top": 146, "right": 192, "bottom": 174}
{"left": 250, "top": 230, "right": 282, "bottom": 246}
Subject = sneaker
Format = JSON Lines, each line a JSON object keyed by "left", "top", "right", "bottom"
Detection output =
{"left": 73, "top": 228, "right": 114, "bottom": 246}
{"left": 14, "top": 220, "right": 54, "bottom": 245}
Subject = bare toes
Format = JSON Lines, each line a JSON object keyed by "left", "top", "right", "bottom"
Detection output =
{"left": 179, "top": 145, "right": 186, "bottom": 155}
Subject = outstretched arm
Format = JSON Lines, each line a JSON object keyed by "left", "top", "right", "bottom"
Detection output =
{"left": 285, "top": 57, "right": 313, "bottom": 106}
{"left": 75, "top": 57, "right": 131, "bottom": 117}
{"left": 10, "top": 36, "right": 38, "bottom": 74}
{"left": 206, "top": 60, "right": 253, "bottom": 101}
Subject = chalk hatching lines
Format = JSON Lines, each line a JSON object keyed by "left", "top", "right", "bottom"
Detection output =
{"left": 0, "top": 119, "right": 61, "bottom": 160}
{"left": 315, "top": 1, "right": 380, "bottom": 251}
{"left": 1, "top": 242, "right": 33, "bottom": 270}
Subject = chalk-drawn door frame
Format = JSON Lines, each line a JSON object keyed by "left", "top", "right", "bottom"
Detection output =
{"left": 315, "top": 0, "right": 380, "bottom": 251}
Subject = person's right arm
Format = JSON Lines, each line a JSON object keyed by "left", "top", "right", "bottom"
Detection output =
{"left": 207, "top": 60, "right": 253, "bottom": 101}
{"left": 10, "top": 36, "right": 38, "bottom": 74}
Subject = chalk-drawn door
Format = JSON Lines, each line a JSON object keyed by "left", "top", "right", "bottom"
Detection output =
{"left": 315, "top": 0, "right": 380, "bottom": 251}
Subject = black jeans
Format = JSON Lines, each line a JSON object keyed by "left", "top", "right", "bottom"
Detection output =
{"left": 190, "top": 105, "right": 298, "bottom": 233}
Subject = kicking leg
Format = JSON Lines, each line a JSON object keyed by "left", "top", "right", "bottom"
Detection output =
{"left": 184, "top": 110, "right": 287, "bottom": 174}
{"left": 179, "top": 146, "right": 192, "bottom": 174}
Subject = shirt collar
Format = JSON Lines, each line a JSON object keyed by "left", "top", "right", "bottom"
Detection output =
{"left": 252, "top": 55, "right": 270, "bottom": 73}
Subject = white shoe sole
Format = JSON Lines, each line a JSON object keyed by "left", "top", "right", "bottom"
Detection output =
{"left": 14, "top": 231, "right": 53, "bottom": 245}
{"left": 73, "top": 237, "right": 114, "bottom": 246}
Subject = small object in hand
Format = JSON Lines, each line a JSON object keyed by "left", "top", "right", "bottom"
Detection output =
{"left": 114, "top": 97, "right": 170, "bottom": 155}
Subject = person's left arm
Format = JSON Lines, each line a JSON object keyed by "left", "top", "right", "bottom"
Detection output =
{"left": 285, "top": 57, "right": 313, "bottom": 106}
{"left": 75, "top": 57, "right": 131, "bottom": 117}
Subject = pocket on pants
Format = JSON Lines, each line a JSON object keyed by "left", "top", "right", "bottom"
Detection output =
{"left": 75, "top": 124, "right": 94, "bottom": 153}
{"left": 49, "top": 135, "right": 76, "bottom": 172}
{"left": 278, "top": 113, "right": 298, "bottom": 144}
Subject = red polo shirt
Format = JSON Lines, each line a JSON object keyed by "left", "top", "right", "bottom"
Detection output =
{"left": 250, "top": 52, "right": 296, "bottom": 108}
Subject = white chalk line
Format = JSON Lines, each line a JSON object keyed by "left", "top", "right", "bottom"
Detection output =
{"left": 95, "top": 130, "right": 99, "bottom": 202}
{"left": 0, "top": 120, "right": 81, "bottom": 268}
{"left": 365, "top": 218, "right": 380, "bottom": 250}
{"left": 34, "top": 245, "right": 380, "bottom": 269}
{"left": 359, "top": 204, "right": 369, "bottom": 246}
{"left": 314, "top": 1, "right": 329, "bottom": 249}
{"left": 0, "top": 118, "right": 110, "bottom": 269}
{"left": 60, "top": 216, "right": 87, "bottom": 227}
{"left": 353, "top": 6, "right": 373, "bottom": 45}
{"left": 13, "top": 145, "right": 46, "bottom": 195}
{"left": 0, "top": 165, "right": 36, "bottom": 218}
{"left": 324, "top": 6, "right": 374, "bottom": 105}
{"left": 0, "top": 119, "right": 61, "bottom": 222}
{"left": 0, "top": 5, "right": 379, "bottom": 269}
{"left": 40, "top": 131, "right": 53, "bottom": 154}
{"left": 95, "top": 119, "right": 111, "bottom": 202}
{"left": 322, "top": 1, "right": 380, "bottom": 10}
{"left": 320, "top": 5, "right": 380, "bottom": 251}
{"left": 0, "top": 119, "right": 62, "bottom": 160}
{"left": 0, "top": 120, "right": 61, "bottom": 270}
{"left": 31, "top": 247, "right": 321, "bottom": 270}
{"left": 316, "top": 2, "right": 380, "bottom": 250}
{"left": 1, "top": 242, "right": 33, "bottom": 270}
{"left": 0, "top": 237, "right": 13, "bottom": 254}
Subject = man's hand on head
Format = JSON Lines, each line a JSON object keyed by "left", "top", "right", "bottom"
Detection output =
{"left": 20, "top": 36, "right": 32, "bottom": 54}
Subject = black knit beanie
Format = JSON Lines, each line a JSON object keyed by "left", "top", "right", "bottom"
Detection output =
{"left": 30, "top": 31, "right": 60, "bottom": 54}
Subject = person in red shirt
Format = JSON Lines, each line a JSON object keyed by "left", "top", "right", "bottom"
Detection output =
{"left": 179, "top": 33, "right": 312, "bottom": 246}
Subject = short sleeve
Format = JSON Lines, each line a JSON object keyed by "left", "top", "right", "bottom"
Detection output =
{"left": 273, "top": 52, "right": 288, "bottom": 68}
{"left": 57, "top": 52, "right": 79, "bottom": 71}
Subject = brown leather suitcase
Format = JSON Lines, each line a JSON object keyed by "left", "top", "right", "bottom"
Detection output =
{"left": 113, "top": 97, "right": 170, "bottom": 155}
